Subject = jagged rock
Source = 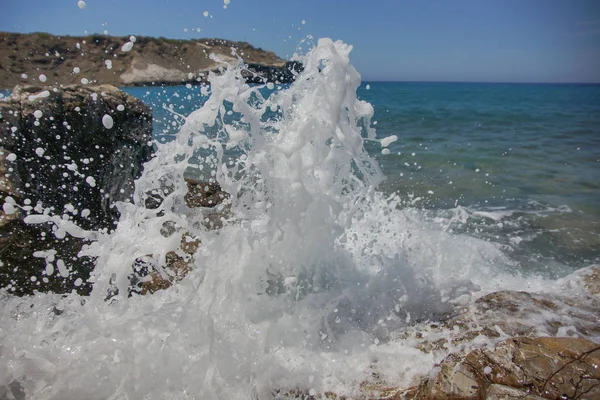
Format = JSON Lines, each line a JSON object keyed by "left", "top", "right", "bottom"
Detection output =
{"left": 184, "top": 178, "right": 229, "bottom": 208}
{"left": 562, "top": 265, "right": 600, "bottom": 298}
{"left": 133, "top": 177, "right": 229, "bottom": 295}
{"left": 0, "top": 219, "right": 95, "bottom": 295}
{"left": 402, "top": 266, "right": 600, "bottom": 354}
{"left": 272, "top": 267, "right": 600, "bottom": 399}
{"left": 137, "top": 232, "right": 201, "bottom": 295}
{"left": 413, "top": 337, "right": 600, "bottom": 400}
{"left": 0, "top": 84, "right": 153, "bottom": 294}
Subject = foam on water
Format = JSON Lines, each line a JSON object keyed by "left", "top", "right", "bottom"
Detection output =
{"left": 0, "top": 39, "right": 586, "bottom": 399}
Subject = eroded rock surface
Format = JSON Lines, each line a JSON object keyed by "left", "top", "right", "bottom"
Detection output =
{"left": 0, "top": 32, "right": 299, "bottom": 88}
{"left": 413, "top": 336, "right": 600, "bottom": 400}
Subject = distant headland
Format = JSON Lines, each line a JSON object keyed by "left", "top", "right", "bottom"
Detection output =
{"left": 0, "top": 31, "right": 302, "bottom": 90}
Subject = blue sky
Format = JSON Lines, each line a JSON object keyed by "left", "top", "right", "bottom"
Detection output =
{"left": 1, "top": 0, "right": 599, "bottom": 83}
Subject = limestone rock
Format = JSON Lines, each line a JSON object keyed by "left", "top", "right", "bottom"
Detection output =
{"left": 0, "top": 32, "right": 297, "bottom": 89}
{"left": 414, "top": 337, "right": 600, "bottom": 400}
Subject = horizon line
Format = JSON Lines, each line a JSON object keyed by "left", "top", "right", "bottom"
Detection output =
{"left": 361, "top": 80, "right": 600, "bottom": 85}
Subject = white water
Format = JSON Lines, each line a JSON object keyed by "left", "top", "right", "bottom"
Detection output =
{"left": 0, "top": 39, "right": 587, "bottom": 399}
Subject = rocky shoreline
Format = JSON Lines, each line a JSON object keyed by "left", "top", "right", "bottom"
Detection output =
{"left": 275, "top": 265, "right": 600, "bottom": 399}
{"left": 0, "top": 32, "right": 303, "bottom": 90}
{"left": 0, "top": 85, "right": 599, "bottom": 399}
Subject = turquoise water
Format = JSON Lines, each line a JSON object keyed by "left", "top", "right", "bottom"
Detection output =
{"left": 2, "top": 40, "right": 600, "bottom": 398}
{"left": 123, "top": 82, "right": 600, "bottom": 274}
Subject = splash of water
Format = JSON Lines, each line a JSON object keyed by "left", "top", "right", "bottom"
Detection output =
{"left": 0, "top": 39, "right": 550, "bottom": 399}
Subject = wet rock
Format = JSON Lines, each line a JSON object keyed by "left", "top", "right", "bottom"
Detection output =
{"left": 243, "top": 61, "right": 304, "bottom": 84}
{"left": 0, "top": 84, "right": 153, "bottom": 229}
{"left": 413, "top": 337, "right": 600, "bottom": 400}
{"left": 272, "top": 267, "right": 600, "bottom": 399}
{"left": 582, "top": 267, "right": 600, "bottom": 296}
{"left": 184, "top": 178, "right": 229, "bottom": 208}
{"left": 484, "top": 384, "right": 546, "bottom": 400}
{"left": 560, "top": 264, "right": 600, "bottom": 298}
{"left": 136, "top": 232, "right": 201, "bottom": 295}
{"left": 0, "top": 219, "right": 94, "bottom": 295}
{"left": 404, "top": 268, "right": 600, "bottom": 353}
{"left": 0, "top": 84, "right": 153, "bottom": 295}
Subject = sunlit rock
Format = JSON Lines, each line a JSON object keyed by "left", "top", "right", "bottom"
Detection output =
{"left": 413, "top": 337, "right": 600, "bottom": 400}
{"left": 135, "top": 232, "right": 201, "bottom": 295}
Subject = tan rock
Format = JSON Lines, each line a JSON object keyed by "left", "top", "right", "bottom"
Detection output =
{"left": 0, "top": 32, "right": 294, "bottom": 89}
{"left": 575, "top": 265, "right": 600, "bottom": 297}
{"left": 485, "top": 384, "right": 546, "bottom": 400}
{"left": 414, "top": 337, "right": 600, "bottom": 400}
{"left": 138, "top": 232, "right": 200, "bottom": 295}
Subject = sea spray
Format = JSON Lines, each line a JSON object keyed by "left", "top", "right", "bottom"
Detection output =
{"left": 0, "top": 39, "right": 567, "bottom": 399}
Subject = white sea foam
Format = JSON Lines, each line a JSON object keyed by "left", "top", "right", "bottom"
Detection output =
{"left": 102, "top": 114, "right": 114, "bottom": 129}
{"left": 121, "top": 41, "right": 134, "bottom": 52}
{"left": 0, "top": 38, "right": 591, "bottom": 399}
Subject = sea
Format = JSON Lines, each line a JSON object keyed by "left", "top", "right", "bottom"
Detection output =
{"left": 124, "top": 79, "right": 600, "bottom": 277}
{"left": 1, "top": 39, "right": 599, "bottom": 398}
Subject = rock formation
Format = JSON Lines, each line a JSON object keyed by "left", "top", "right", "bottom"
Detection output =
{"left": 411, "top": 336, "right": 600, "bottom": 400}
{"left": 0, "top": 84, "right": 153, "bottom": 294}
{"left": 132, "top": 178, "right": 230, "bottom": 295}
{"left": 273, "top": 266, "right": 600, "bottom": 399}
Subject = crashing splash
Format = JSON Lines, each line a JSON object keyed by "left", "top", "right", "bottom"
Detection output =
{"left": 1, "top": 39, "right": 528, "bottom": 399}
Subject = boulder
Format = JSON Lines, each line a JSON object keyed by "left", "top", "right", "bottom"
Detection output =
{"left": 0, "top": 84, "right": 153, "bottom": 229}
{"left": 0, "top": 84, "right": 153, "bottom": 294}
{"left": 136, "top": 232, "right": 201, "bottom": 295}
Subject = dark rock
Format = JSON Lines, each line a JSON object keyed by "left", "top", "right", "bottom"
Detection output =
{"left": 0, "top": 219, "right": 94, "bottom": 295}
{"left": 244, "top": 61, "right": 304, "bottom": 84}
{"left": 0, "top": 84, "right": 153, "bottom": 294}
{"left": 0, "top": 84, "right": 153, "bottom": 229}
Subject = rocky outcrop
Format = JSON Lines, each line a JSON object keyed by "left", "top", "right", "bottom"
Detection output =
{"left": 0, "top": 32, "right": 299, "bottom": 88}
{"left": 183, "top": 178, "right": 229, "bottom": 208}
{"left": 0, "top": 84, "right": 153, "bottom": 294}
{"left": 273, "top": 266, "right": 600, "bottom": 399}
{"left": 0, "top": 84, "right": 153, "bottom": 229}
{"left": 412, "top": 336, "right": 600, "bottom": 400}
